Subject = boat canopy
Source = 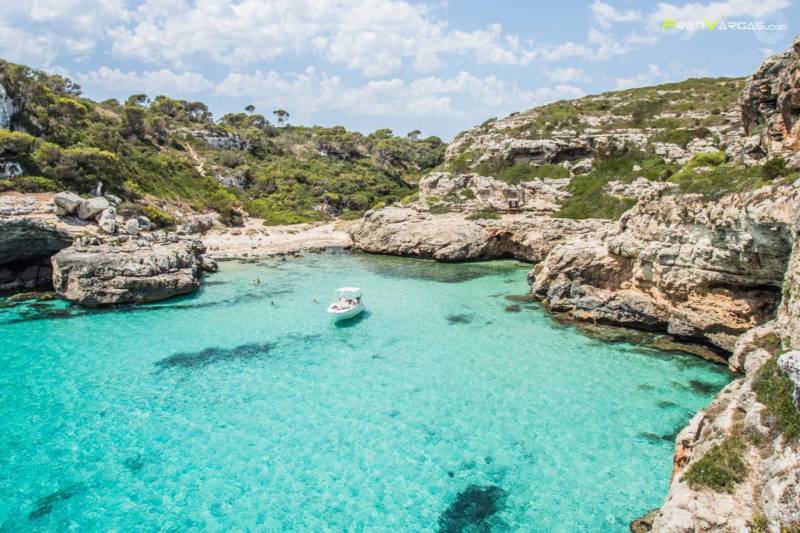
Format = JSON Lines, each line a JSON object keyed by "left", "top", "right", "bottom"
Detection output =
{"left": 336, "top": 287, "right": 362, "bottom": 296}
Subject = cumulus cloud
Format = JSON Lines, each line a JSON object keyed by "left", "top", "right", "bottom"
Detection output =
{"left": 591, "top": 1, "right": 642, "bottom": 27}
{"left": 77, "top": 66, "right": 214, "bottom": 95}
{"left": 216, "top": 68, "right": 584, "bottom": 120}
{"left": 546, "top": 67, "right": 592, "bottom": 83}
{"left": 614, "top": 63, "right": 708, "bottom": 89}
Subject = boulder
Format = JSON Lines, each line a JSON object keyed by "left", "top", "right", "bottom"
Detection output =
{"left": 51, "top": 241, "right": 206, "bottom": 306}
{"left": 125, "top": 218, "right": 140, "bottom": 236}
{"left": 137, "top": 216, "right": 152, "bottom": 231}
{"left": 97, "top": 207, "right": 117, "bottom": 234}
{"left": 77, "top": 197, "right": 110, "bottom": 220}
{"left": 53, "top": 191, "right": 82, "bottom": 216}
{"left": 185, "top": 214, "right": 214, "bottom": 234}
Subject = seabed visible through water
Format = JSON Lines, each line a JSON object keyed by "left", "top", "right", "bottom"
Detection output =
{"left": 0, "top": 252, "right": 731, "bottom": 531}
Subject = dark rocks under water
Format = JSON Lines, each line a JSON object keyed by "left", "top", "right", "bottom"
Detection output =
{"left": 361, "top": 256, "right": 520, "bottom": 284}
{"left": 438, "top": 484, "right": 508, "bottom": 533}
{"left": 446, "top": 313, "right": 474, "bottom": 325}
{"left": 28, "top": 483, "right": 85, "bottom": 520}
{"left": 155, "top": 342, "right": 273, "bottom": 370}
{"left": 504, "top": 304, "right": 521, "bottom": 313}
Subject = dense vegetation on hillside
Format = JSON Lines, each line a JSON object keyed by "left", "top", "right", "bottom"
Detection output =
{"left": 0, "top": 59, "right": 445, "bottom": 225}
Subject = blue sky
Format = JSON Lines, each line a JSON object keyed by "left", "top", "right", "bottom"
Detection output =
{"left": 1, "top": 0, "right": 797, "bottom": 139}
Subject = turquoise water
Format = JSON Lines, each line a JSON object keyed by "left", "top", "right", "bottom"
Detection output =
{"left": 0, "top": 252, "right": 731, "bottom": 532}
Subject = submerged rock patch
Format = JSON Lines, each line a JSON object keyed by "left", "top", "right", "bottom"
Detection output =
{"left": 155, "top": 342, "right": 272, "bottom": 370}
{"left": 438, "top": 484, "right": 508, "bottom": 533}
{"left": 446, "top": 314, "right": 473, "bottom": 325}
{"left": 504, "top": 304, "right": 521, "bottom": 313}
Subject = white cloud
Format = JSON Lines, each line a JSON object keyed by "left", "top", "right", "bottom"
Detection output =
{"left": 546, "top": 67, "right": 592, "bottom": 83}
{"left": 591, "top": 1, "right": 642, "bottom": 27}
{"left": 77, "top": 66, "right": 214, "bottom": 95}
{"left": 614, "top": 63, "right": 709, "bottom": 89}
{"left": 615, "top": 64, "right": 667, "bottom": 89}
{"left": 215, "top": 68, "right": 584, "bottom": 121}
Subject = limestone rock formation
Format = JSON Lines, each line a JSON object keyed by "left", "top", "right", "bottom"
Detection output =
{"left": 0, "top": 83, "right": 15, "bottom": 129}
{"left": 351, "top": 206, "right": 609, "bottom": 262}
{"left": 76, "top": 196, "right": 110, "bottom": 220}
{"left": 740, "top": 36, "right": 800, "bottom": 165}
{"left": 531, "top": 186, "right": 800, "bottom": 352}
{"left": 0, "top": 218, "right": 72, "bottom": 292}
{"left": 51, "top": 241, "right": 206, "bottom": 306}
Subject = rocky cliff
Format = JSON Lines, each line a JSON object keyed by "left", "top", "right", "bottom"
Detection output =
{"left": 740, "top": 38, "right": 800, "bottom": 167}
{"left": 530, "top": 185, "right": 799, "bottom": 353}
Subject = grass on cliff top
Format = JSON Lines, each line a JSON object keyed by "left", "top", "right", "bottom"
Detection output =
{"left": 682, "top": 435, "right": 748, "bottom": 493}
{"left": 753, "top": 355, "right": 800, "bottom": 441}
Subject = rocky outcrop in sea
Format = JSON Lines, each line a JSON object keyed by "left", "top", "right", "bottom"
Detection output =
{"left": 51, "top": 240, "right": 208, "bottom": 307}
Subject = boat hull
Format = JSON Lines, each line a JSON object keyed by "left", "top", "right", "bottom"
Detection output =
{"left": 327, "top": 302, "right": 365, "bottom": 322}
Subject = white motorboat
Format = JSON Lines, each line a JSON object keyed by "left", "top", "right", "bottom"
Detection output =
{"left": 327, "top": 287, "right": 365, "bottom": 321}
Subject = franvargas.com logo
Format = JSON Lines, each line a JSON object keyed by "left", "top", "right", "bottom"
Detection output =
{"left": 660, "top": 11, "right": 789, "bottom": 44}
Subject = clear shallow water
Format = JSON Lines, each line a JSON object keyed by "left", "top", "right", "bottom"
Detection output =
{"left": 0, "top": 253, "right": 731, "bottom": 532}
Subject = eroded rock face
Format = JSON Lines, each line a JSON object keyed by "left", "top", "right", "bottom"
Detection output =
{"left": 531, "top": 186, "right": 800, "bottom": 352}
{"left": 350, "top": 206, "right": 610, "bottom": 262}
{"left": 0, "top": 218, "right": 73, "bottom": 267}
{"left": 419, "top": 172, "right": 570, "bottom": 214}
{"left": 740, "top": 36, "right": 800, "bottom": 164}
{"left": 0, "top": 218, "right": 72, "bottom": 292}
{"left": 0, "top": 84, "right": 16, "bottom": 130}
{"left": 51, "top": 241, "right": 205, "bottom": 306}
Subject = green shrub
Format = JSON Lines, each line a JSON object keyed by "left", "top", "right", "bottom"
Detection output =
{"left": 400, "top": 192, "right": 419, "bottom": 205}
{"left": 10, "top": 175, "right": 59, "bottom": 192}
{"left": 429, "top": 204, "right": 451, "bottom": 215}
{"left": 494, "top": 163, "right": 569, "bottom": 184}
{"left": 0, "top": 130, "right": 38, "bottom": 156}
{"left": 753, "top": 355, "right": 800, "bottom": 440}
{"left": 762, "top": 157, "right": 787, "bottom": 179}
{"left": 340, "top": 209, "right": 365, "bottom": 220}
{"left": 682, "top": 436, "right": 747, "bottom": 493}
{"left": 651, "top": 127, "right": 711, "bottom": 148}
{"left": 465, "top": 206, "right": 500, "bottom": 220}
{"left": 459, "top": 188, "right": 476, "bottom": 200}
{"left": 0, "top": 179, "right": 12, "bottom": 191}
{"left": 142, "top": 205, "right": 178, "bottom": 229}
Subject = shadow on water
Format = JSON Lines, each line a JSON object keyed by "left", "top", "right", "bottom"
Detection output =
{"left": 0, "top": 288, "right": 294, "bottom": 326}
{"left": 28, "top": 483, "right": 86, "bottom": 521}
{"left": 154, "top": 342, "right": 273, "bottom": 371}
{"left": 438, "top": 484, "right": 508, "bottom": 533}
{"left": 332, "top": 310, "right": 372, "bottom": 328}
